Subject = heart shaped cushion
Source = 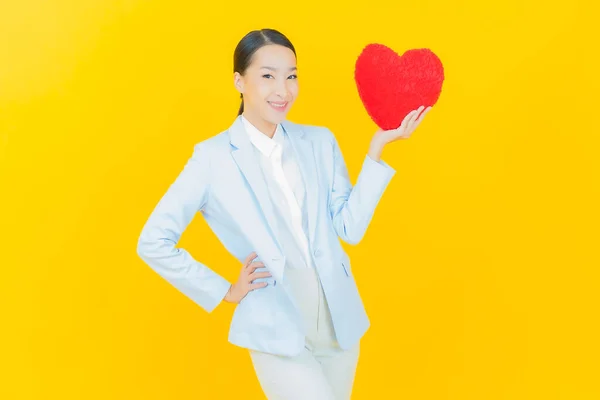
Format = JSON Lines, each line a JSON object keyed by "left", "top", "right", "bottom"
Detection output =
{"left": 354, "top": 44, "right": 445, "bottom": 131}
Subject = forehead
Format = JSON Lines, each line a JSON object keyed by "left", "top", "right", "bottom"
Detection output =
{"left": 250, "top": 44, "right": 297, "bottom": 68}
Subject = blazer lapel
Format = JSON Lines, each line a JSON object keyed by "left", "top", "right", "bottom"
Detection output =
{"left": 281, "top": 120, "right": 319, "bottom": 247}
{"left": 228, "top": 117, "right": 283, "bottom": 255}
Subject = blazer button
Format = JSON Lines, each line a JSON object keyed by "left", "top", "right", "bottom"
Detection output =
{"left": 314, "top": 249, "right": 322, "bottom": 257}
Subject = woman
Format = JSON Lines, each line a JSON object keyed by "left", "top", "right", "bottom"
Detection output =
{"left": 137, "top": 28, "right": 430, "bottom": 399}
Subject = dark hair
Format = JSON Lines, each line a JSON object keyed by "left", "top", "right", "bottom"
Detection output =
{"left": 234, "top": 29, "right": 296, "bottom": 116}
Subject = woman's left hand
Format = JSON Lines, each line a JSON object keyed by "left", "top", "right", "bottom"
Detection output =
{"left": 375, "top": 105, "right": 431, "bottom": 144}
{"left": 368, "top": 105, "right": 431, "bottom": 161}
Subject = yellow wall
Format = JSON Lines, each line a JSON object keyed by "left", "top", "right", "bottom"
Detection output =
{"left": 1, "top": 1, "right": 599, "bottom": 398}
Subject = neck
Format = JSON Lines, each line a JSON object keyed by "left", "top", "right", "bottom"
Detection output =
{"left": 242, "top": 111, "right": 277, "bottom": 138}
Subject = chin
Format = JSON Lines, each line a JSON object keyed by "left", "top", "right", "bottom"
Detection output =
{"left": 268, "top": 115, "right": 287, "bottom": 125}
{"left": 262, "top": 111, "right": 290, "bottom": 125}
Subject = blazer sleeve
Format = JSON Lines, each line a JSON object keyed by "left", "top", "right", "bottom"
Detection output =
{"left": 327, "top": 129, "right": 397, "bottom": 245}
{"left": 136, "top": 142, "right": 231, "bottom": 313}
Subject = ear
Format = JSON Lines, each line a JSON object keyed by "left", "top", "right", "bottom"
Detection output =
{"left": 233, "top": 72, "right": 244, "bottom": 95}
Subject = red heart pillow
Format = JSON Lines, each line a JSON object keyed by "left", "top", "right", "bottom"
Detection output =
{"left": 354, "top": 44, "right": 445, "bottom": 131}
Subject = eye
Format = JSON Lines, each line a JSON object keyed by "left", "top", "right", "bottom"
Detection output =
{"left": 288, "top": 75, "right": 298, "bottom": 80}
{"left": 262, "top": 74, "right": 273, "bottom": 79}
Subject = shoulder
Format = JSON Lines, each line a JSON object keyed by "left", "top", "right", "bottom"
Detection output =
{"left": 283, "top": 120, "right": 337, "bottom": 146}
{"left": 190, "top": 129, "right": 231, "bottom": 154}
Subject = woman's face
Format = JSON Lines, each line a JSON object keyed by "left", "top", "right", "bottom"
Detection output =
{"left": 234, "top": 44, "right": 298, "bottom": 134}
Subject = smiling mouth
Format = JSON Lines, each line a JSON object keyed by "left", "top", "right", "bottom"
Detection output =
{"left": 268, "top": 101, "right": 288, "bottom": 111}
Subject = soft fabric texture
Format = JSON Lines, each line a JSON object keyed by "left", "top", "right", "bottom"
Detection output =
{"left": 355, "top": 43, "right": 445, "bottom": 130}
{"left": 136, "top": 115, "right": 396, "bottom": 356}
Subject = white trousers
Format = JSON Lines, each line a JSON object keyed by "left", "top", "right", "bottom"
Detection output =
{"left": 249, "top": 266, "right": 360, "bottom": 400}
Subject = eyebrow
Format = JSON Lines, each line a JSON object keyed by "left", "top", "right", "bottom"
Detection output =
{"left": 260, "top": 66, "right": 297, "bottom": 72}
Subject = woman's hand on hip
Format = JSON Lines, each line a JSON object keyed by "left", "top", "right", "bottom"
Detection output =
{"left": 223, "top": 251, "right": 272, "bottom": 304}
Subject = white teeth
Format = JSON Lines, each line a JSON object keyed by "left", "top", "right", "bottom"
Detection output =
{"left": 270, "top": 102, "right": 285, "bottom": 108}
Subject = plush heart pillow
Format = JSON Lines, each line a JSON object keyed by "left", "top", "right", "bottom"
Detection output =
{"left": 354, "top": 43, "right": 445, "bottom": 130}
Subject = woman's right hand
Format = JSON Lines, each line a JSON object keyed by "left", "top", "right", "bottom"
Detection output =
{"left": 223, "top": 251, "right": 272, "bottom": 304}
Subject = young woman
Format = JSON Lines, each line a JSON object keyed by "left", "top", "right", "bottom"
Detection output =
{"left": 137, "top": 28, "right": 430, "bottom": 399}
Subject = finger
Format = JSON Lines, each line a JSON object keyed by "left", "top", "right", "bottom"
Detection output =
{"left": 398, "top": 110, "right": 417, "bottom": 132}
{"left": 407, "top": 108, "right": 429, "bottom": 134}
{"left": 248, "top": 282, "right": 268, "bottom": 291}
{"left": 243, "top": 252, "right": 257, "bottom": 269}
{"left": 411, "top": 106, "right": 425, "bottom": 123}
{"left": 248, "top": 271, "right": 272, "bottom": 281}
{"left": 415, "top": 106, "right": 431, "bottom": 124}
{"left": 247, "top": 261, "right": 266, "bottom": 273}
{"left": 407, "top": 106, "right": 426, "bottom": 132}
{"left": 398, "top": 110, "right": 418, "bottom": 137}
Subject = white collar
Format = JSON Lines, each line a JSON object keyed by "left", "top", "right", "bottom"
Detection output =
{"left": 241, "top": 115, "right": 284, "bottom": 158}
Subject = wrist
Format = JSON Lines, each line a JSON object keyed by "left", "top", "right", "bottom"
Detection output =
{"left": 224, "top": 284, "right": 234, "bottom": 303}
{"left": 368, "top": 139, "right": 384, "bottom": 162}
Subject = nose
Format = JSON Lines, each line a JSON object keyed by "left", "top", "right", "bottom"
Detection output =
{"left": 275, "top": 80, "right": 290, "bottom": 100}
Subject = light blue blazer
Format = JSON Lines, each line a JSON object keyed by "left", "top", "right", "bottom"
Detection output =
{"left": 136, "top": 115, "right": 396, "bottom": 356}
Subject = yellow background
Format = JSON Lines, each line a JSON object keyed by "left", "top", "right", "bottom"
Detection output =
{"left": 1, "top": 0, "right": 599, "bottom": 399}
